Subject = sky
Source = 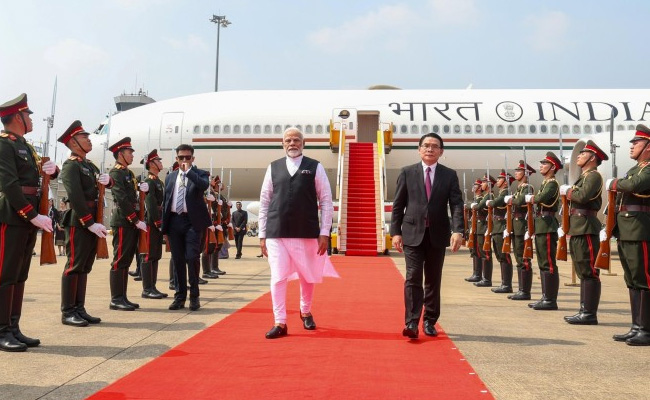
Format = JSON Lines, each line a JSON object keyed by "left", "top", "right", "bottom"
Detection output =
{"left": 1, "top": 0, "right": 649, "bottom": 159}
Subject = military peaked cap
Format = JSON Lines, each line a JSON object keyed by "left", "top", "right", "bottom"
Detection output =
{"left": 58, "top": 120, "right": 89, "bottom": 144}
{"left": 540, "top": 152, "right": 563, "bottom": 170}
{"left": 0, "top": 93, "right": 33, "bottom": 117}
{"left": 108, "top": 137, "right": 134, "bottom": 153}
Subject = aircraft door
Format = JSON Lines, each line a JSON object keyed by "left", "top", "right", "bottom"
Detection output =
{"left": 159, "top": 112, "right": 184, "bottom": 150}
{"left": 357, "top": 111, "right": 380, "bottom": 143}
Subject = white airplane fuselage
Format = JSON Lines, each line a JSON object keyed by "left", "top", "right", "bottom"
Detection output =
{"left": 87, "top": 89, "right": 650, "bottom": 203}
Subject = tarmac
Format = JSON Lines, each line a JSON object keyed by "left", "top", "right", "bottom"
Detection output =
{"left": 1, "top": 235, "right": 648, "bottom": 400}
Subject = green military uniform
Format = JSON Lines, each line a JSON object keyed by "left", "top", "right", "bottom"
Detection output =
{"left": 0, "top": 93, "right": 58, "bottom": 351}
{"left": 475, "top": 178, "right": 495, "bottom": 287}
{"left": 108, "top": 137, "right": 141, "bottom": 311}
{"left": 464, "top": 181, "right": 483, "bottom": 283}
{"left": 509, "top": 161, "right": 535, "bottom": 301}
{"left": 529, "top": 152, "right": 562, "bottom": 311}
{"left": 491, "top": 170, "right": 514, "bottom": 293}
{"left": 611, "top": 125, "right": 650, "bottom": 345}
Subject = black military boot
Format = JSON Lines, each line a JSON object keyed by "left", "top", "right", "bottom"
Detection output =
{"left": 492, "top": 261, "right": 513, "bottom": 293}
{"left": 626, "top": 290, "right": 650, "bottom": 346}
{"left": 566, "top": 279, "right": 599, "bottom": 324}
{"left": 614, "top": 288, "right": 641, "bottom": 341}
{"left": 109, "top": 269, "right": 135, "bottom": 311}
{"left": 61, "top": 274, "right": 89, "bottom": 327}
{"left": 201, "top": 253, "right": 219, "bottom": 279}
{"left": 529, "top": 270, "right": 547, "bottom": 308}
{"left": 511, "top": 268, "right": 532, "bottom": 300}
{"left": 150, "top": 261, "right": 168, "bottom": 298}
{"left": 212, "top": 248, "right": 226, "bottom": 275}
{"left": 565, "top": 280, "right": 585, "bottom": 322}
{"left": 465, "top": 256, "right": 481, "bottom": 282}
{"left": 141, "top": 261, "right": 163, "bottom": 299}
{"left": 76, "top": 274, "right": 101, "bottom": 324}
{"left": 533, "top": 271, "right": 559, "bottom": 310}
{"left": 508, "top": 268, "right": 523, "bottom": 299}
{"left": 0, "top": 285, "right": 27, "bottom": 352}
{"left": 122, "top": 269, "right": 140, "bottom": 308}
{"left": 10, "top": 282, "right": 40, "bottom": 347}
{"left": 474, "top": 258, "right": 493, "bottom": 287}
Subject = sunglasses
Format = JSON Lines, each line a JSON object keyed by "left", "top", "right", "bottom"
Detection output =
{"left": 177, "top": 155, "right": 192, "bottom": 160}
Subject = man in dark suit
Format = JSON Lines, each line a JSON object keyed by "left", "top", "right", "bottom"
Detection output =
{"left": 161, "top": 144, "right": 213, "bottom": 311}
{"left": 391, "top": 133, "right": 464, "bottom": 339}
{"left": 231, "top": 201, "right": 248, "bottom": 259}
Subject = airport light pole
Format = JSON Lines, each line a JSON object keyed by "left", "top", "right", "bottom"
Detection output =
{"left": 210, "top": 14, "right": 231, "bottom": 92}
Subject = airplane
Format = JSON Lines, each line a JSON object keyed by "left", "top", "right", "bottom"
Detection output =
{"left": 85, "top": 87, "right": 650, "bottom": 219}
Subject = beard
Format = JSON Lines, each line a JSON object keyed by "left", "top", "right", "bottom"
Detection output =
{"left": 286, "top": 148, "right": 302, "bottom": 158}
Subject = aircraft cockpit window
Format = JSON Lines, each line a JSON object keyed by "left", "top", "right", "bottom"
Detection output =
{"left": 213, "top": 125, "right": 221, "bottom": 134}
{"left": 507, "top": 125, "right": 515, "bottom": 134}
{"left": 193, "top": 125, "right": 200, "bottom": 134}
{"left": 223, "top": 125, "right": 231, "bottom": 134}
{"left": 411, "top": 125, "right": 419, "bottom": 134}
{"left": 244, "top": 125, "right": 251, "bottom": 134}
{"left": 529, "top": 125, "right": 536, "bottom": 134}
{"left": 584, "top": 125, "right": 592, "bottom": 134}
{"left": 561, "top": 125, "right": 569, "bottom": 134}
{"left": 464, "top": 125, "right": 472, "bottom": 134}
{"left": 572, "top": 125, "right": 580, "bottom": 134}
{"left": 274, "top": 125, "right": 282, "bottom": 134}
{"left": 432, "top": 125, "right": 439, "bottom": 133}
{"left": 486, "top": 125, "right": 494, "bottom": 134}
{"left": 305, "top": 125, "right": 313, "bottom": 134}
{"left": 316, "top": 125, "right": 324, "bottom": 134}
{"left": 234, "top": 125, "right": 242, "bottom": 134}
{"left": 453, "top": 125, "right": 461, "bottom": 134}
{"left": 443, "top": 125, "right": 450, "bottom": 134}
{"left": 475, "top": 125, "right": 482, "bottom": 134}
{"left": 595, "top": 125, "right": 603, "bottom": 133}
{"left": 254, "top": 125, "right": 261, "bottom": 134}
{"left": 540, "top": 125, "right": 547, "bottom": 134}
{"left": 203, "top": 125, "right": 210, "bottom": 134}
{"left": 518, "top": 125, "right": 526, "bottom": 134}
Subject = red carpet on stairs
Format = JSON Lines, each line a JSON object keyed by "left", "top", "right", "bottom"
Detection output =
{"left": 88, "top": 257, "right": 493, "bottom": 400}
{"left": 345, "top": 143, "right": 379, "bottom": 256}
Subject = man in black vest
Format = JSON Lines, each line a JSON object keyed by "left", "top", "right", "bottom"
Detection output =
{"left": 231, "top": 201, "right": 248, "bottom": 259}
{"left": 259, "top": 127, "right": 338, "bottom": 339}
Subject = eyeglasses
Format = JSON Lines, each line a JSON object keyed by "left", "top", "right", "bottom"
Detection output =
{"left": 177, "top": 155, "right": 192, "bottom": 160}
{"left": 420, "top": 144, "right": 441, "bottom": 150}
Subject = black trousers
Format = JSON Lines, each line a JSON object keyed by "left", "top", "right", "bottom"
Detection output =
{"left": 64, "top": 226, "right": 98, "bottom": 275}
{"left": 168, "top": 213, "right": 204, "bottom": 301}
{"left": 403, "top": 230, "right": 446, "bottom": 325}
{"left": 234, "top": 232, "right": 245, "bottom": 256}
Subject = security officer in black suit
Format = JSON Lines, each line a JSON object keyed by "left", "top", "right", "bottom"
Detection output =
{"left": 0, "top": 94, "right": 59, "bottom": 351}
{"left": 58, "top": 121, "right": 112, "bottom": 326}
{"left": 108, "top": 137, "right": 148, "bottom": 311}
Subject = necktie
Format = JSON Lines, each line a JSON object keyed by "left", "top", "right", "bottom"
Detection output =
{"left": 425, "top": 167, "right": 432, "bottom": 200}
{"left": 176, "top": 173, "right": 186, "bottom": 213}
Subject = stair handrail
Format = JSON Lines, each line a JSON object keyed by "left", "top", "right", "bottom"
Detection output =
{"left": 336, "top": 125, "right": 346, "bottom": 250}
{"left": 377, "top": 128, "right": 387, "bottom": 253}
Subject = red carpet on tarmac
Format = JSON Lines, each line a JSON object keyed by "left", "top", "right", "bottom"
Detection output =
{"left": 88, "top": 257, "right": 493, "bottom": 400}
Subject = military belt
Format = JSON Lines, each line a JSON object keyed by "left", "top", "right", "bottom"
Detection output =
{"left": 536, "top": 211, "right": 556, "bottom": 217}
{"left": 513, "top": 212, "right": 526, "bottom": 219}
{"left": 569, "top": 208, "right": 598, "bottom": 217}
{"left": 619, "top": 205, "right": 650, "bottom": 213}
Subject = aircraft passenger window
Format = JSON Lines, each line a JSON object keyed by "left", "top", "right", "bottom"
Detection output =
{"left": 605, "top": 125, "right": 610, "bottom": 132}
{"left": 326, "top": 125, "right": 330, "bottom": 133}
{"left": 454, "top": 125, "right": 461, "bottom": 134}
{"left": 628, "top": 124, "right": 635, "bottom": 130}
{"left": 551, "top": 125, "right": 559, "bottom": 134}
{"left": 223, "top": 125, "right": 231, "bottom": 134}
{"left": 244, "top": 125, "right": 251, "bottom": 134}
{"left": 175, "top": 126, "right": 179, "bottom": 134}
{"left": 464, "top": 125, "right": 471, "bottom": 134}
{"left": 316, "top": 125, "right": 323, "bottom": 134}
{"left": 295, "top": 125, "right": 303, "bottom": 132}
{"left": 517, "top": 125, "right": 525, "bottom": 134}
{"left": 562, "top": 125, "right": 569, "bottom": 134}
{"left": 411, "top": 125, "right": 419, "bottom": 134}
{"left": 254, "top": 125, "right": 261, "bottom": 134}
{"left": 507, "top": 125, "right": 515, "bottom": 134}
{"left": 540, "top": 125, "right": 547, "bottom": 134}
{"left": 213, "top": 125, "right": 220, "bottom": 134}
{"left": 203, "top": 125, "right": 210, "bottom": 134}
{"left": 617, "top": 125, "right": 625, "bottom": 131}
{"left": 486, "top": 125, "right": 494, "bottom": 134}
{"left": 496, "top": 125, "right": 504, "bottom": 134}
{"left": 305, "top": 125, "right": 313, "bottom": 134}
{"left": 595, "top": 125, "right": 603, "bottom": 133}
{"left": 193, "top": 125, "right": 200, "bottom": 134}
{"left": 421, "top": 125, "right": 429, "bottom": 134}
{"left": 443, "top": 125, "right": 450, "bottom": 134}
{"left": 572, "top": 125, "right": 580, "bottom": 134}
{"left": 432, "top": 125, "right": 439, "bottom": 133}
{"left": 274, "top": 125, "right": 282, "bottom": 134}
{"left": 584, "top": 125, "right": 592, "bottom": 134}
{"left": 264, "top": 125, "right": 271, "bottom": 134}
{"left": 285, "top": 125, "right": 291, "bottom": 131}
{"left": 234, "top": 125, "right": 241, "bottom": 134}
{"left": 475, "top": 125, "right": 482, "bottom": 134}
{"left": 400, "top": 125, "right": 408, "bottom": 134}
{"left": 529, "top": 125, "right": 536, "bottom": 133}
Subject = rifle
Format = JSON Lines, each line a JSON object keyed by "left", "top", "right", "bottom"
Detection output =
{"left": 556, "top": 194, "right": 569, "bottom": 261}
{"left": 483, "top": 165, "right": 493, "bottom": 253}
{"left": 594, "top": 189, "right": 615, "bottom": 270}
{"left": 522, "top": 147, "right": 535, "bottom": 259}
{"left": 137, "top": 154, "right": 148, "bottom": 255}
{"left": 227, "top": 169, "right": 235, "bottom": 240}
{"left": 39, "top": 157, "right": 57, "bottom": 265}
{"left": 502, "top": 154, "right": 513, "bottom": 254}
{"left": 215, "top": 168, "right": 225, "bottom": 244}
{"left": 467, "top": 206, "right": 477, "bottom": 250}
{"left": 203, "top": 159, "right": 217, "bottom": 255}
{"left": 96, "top": 115, "right": 110, "bottom": 259}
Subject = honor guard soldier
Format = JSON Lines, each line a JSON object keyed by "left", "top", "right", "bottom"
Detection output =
{"left": 608, "top": 124, "right": 650, "bottom": 346}
{"left": 465, "top": 179, "right": 483, "bottom": 282}
{"left": 0, "top": 94, "right": 58, "bottom": 351}
{"left": 472, "top": 175, "right": 496, "bottom": 287}
{"left": 201, "top": 177, "right": 221, "bottom": 280}
{"left": 58, "top": 121, "right": 112, "bottom": 326}
{"left": 488, "top": 170, "right": 515, "bottom": 293}
{"left": 108, "top": 137, "right": 148, "bottom": 311}
{"left": 505, "top": 161, "right": 536, "bottom": 301}
{"left": 559, "top": 140, "right": 607, "bottom": 325}
{"left": 140, "top": 150, "right": 167, "bottom": 299}
{"left": 525, "top": 152, "right": 562, "bottom": 310}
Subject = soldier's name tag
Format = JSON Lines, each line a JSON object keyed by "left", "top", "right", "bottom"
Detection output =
{"left": 18, "top": 149, "right": 28, "bottom": 155}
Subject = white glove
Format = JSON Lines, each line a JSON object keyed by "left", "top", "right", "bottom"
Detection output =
{"left": 227, "top": 201, "right": 233, "bottom": 207}
{"left": 606, "top": 178, "right": 615, "bottom": 190}
{"left": 217, "top": 199, "right": 223, "bottom": 205}
{"left": 208, "top": 225, "right": 216, "bottom": 232}
{"left": 504, "top": 195, "right": 513, "bottom": 204}
{"left": 98, "top": 173, "right": 110, "bottom": 185}
{"left": 88, "top": 223, "right": 108, "bottom": 238}
{"left": 558, "top": 227, "right": 565, "bottom": 238}
{"left": 599, "top": 229, "right": 607, "bottom": 242}
{"left": 215, "top": 224, "right": 223, "bottom": 231}
{"left": 525, "top": 194, "right": 534, "bottom": 203}
{"left": 135, "top": 220, "right": 147, "bottom": 232}
{"left": 30, "top": 214, "right": 53, "bottom": 232}
{"left": 524, "top": 231, "right": 530, "bottom": 241}
{"left": 503, "top": 230, "right": 510, "bottom": 238}
{"left": 470, "top": 202, "right": 478, "bottom": 210}
{"left": 42, "top": 160, "right": 57, "bottom": 175}
{"left": 139, "top": 182, "right": 149, "bottom": 193}
{"left": 486, "top": 200, "right": 494, "bottom": 207}
{"left": 559, "top": 185, "right": 571, "bottom": 196}
{"left": 227, "top": 222, "right": 233, "bottom": 228}
{"left": 206, "top": 194, "right": 215, "bottom": 202}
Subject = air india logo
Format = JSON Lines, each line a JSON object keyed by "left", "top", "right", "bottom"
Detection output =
{"left": 496, "top": 101, "right": 523, "bottom": 122}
